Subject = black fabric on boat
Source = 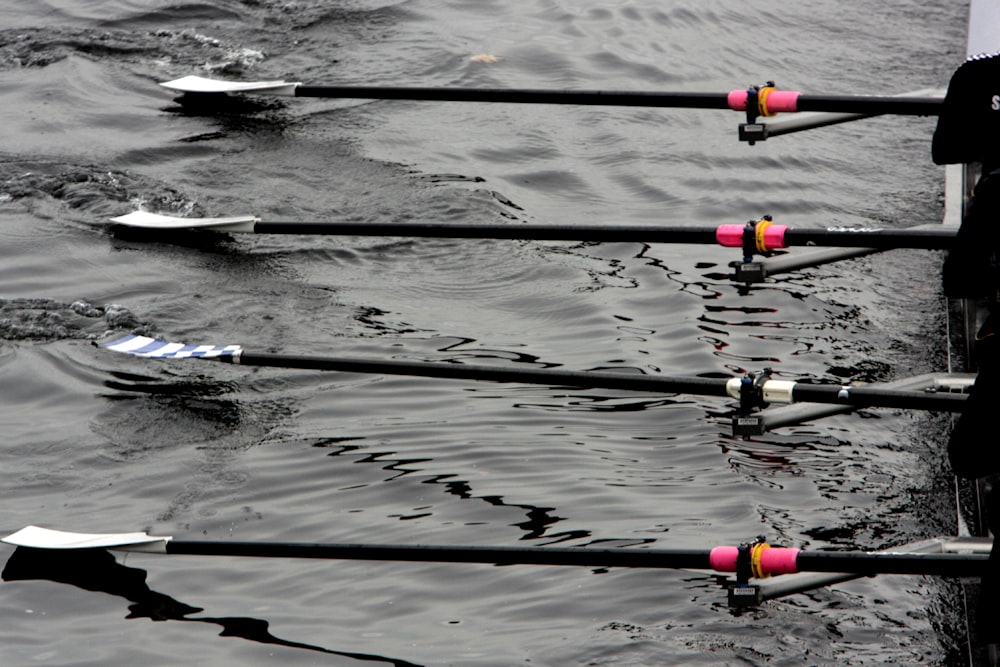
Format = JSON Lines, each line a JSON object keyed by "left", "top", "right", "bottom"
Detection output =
{"left": 949, "top": 313, "right": 1000, "bottom": 478}
{"left": 941, "top": 170, "right": 1000, "bottom": 299}
{"left": 952, "top": 325, "right": 1000, "bottom": 642}
{"left": 976, "top": 484, "right": 1000, "bottom": 643}
{"left": 932, "top": 52, "right": 1000, "bottom": 166}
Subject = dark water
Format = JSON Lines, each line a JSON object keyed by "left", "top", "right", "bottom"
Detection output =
{"left": 0, "top": 1, "right": 974, "bottom": 665}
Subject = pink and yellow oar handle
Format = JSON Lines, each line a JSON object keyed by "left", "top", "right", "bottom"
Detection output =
{"left": 709, "top": 543, "right": 800, "bottom": 578}
{"left": 716, "top": 220, "right": 788, "bottom": 252}
{"left": 727, "top": 87, "right": 802, "bottom": 116}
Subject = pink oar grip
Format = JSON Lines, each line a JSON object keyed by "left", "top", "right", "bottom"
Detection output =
{"left": 708, "top": 546, "right": 801, "bottom": 576}
{"left": 758, "top": 547, "right": 800, "bottom": 575}
{"left": 726, "top": 89, "right": 801, "bottom": 113}
{"left": 715, "top": 224, "right": 745, "bottom": 247}
{"left": 709, "top": 546, "right": 740, "bottom": 571}
{"left": 762, "top": 90, "right": 800, "bottom": 113}
{"left": 760, "top": 224, "right": 787, "bottom": 249}
{"left": 715, "top": 224, "right": 789, "bottom": 250}
{"left": 727, "top": 89, "right": 750, "bottom": 111}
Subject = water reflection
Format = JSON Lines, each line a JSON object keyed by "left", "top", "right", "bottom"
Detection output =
{"left": 2, "top": 546, "right": 423, "bottom": 667}
{"left": 325, "top": 443, "right": 591, "bottom": 543}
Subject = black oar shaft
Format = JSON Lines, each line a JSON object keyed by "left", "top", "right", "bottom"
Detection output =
{"left": 253, "top": 221, "right": 719, "bottom": 244}
{"left": 780, "top": 228, "right": 955, "bottom": 250}
{"left": 228, "top": 353, "right": 732, "bottom": 397}
{"left": 220, "top": 353, "right": 966, "bottom": 412}
{"left": 795, "top": 552, "right": 987, "bottom": 577}
{"left": 162, "top": 540, "right": 987, "bottom": 576}
{"left": 788, "top": 384, "right": 966, "bottom": 412}
{"left": 291, "top": 86, "right": 942, "bottom": 116}
{"left": 166, "top": 541, "right": 711, "bottom": 568}
{"left": 794, "top": 94, "right": 942, "bottom": 116}
{"left": 250, "top": 221, "right": 957, "bottom": 250}
{"left": 294, "top": 86, "right": 734, "bottom": 109}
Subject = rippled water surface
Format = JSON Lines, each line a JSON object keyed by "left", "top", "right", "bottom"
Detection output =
{"left": 0, "top": 1, "right": 975, "bottom": 665}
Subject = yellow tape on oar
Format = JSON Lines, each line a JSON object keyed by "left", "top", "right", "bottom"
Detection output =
{"left": 749, "top": 541, "right": 772, "bottom": 579}
{"left": 754, "top": 217, "right": 775, "bottom": 254}
{"left": 756, "top": 85, "right": 779, "bottom": 117}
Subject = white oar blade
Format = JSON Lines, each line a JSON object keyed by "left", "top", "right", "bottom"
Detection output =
{"left": 3, "top": 526, "right": 170, "bottom": 552}
{"left": 102, "top": 334, "right": 242, "bottom": 359}
{"left": 160, "top": 75, "right": 300, "bottom": 96}
{"left": 110, "top": 211, "right": 259, "bottom": 232}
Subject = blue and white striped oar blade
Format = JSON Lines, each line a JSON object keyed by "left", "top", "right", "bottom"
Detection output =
{"left": 103, "top": 334, "right": 242, "bottom": 359}
{"left": 160, "top": 75, "right": 300, "bottom": 96}
{"left": 110, "top": 211, "right": 259, "bottom": 232}
{"left": 3, "top": 526, "right": 171, "bottom": 552}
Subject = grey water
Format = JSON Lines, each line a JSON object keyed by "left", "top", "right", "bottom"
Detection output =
{"left": 0, "top": 1, "right": 972, "bottom": 664}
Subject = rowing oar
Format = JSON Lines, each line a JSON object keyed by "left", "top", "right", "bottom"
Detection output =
{"left": 99, "top": 335, "right": 967, "bottom": 412}
{"left": 1, "top": 526, "right": 986, "bottom": 577}
{"left": 160, "top": 76, "right": 944, "bottom": 117}
{"left": 109, "top": 211, "right": 958, "bottom": 251}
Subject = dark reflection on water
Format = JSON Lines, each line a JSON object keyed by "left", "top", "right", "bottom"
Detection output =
{"left": 325, "top": 442, "right": 594, "bottom": 544}
{"left": 2, "top": 547, "right": 424, "bottom": 667}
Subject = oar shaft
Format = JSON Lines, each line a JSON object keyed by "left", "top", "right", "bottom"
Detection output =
{"left": 793, "top": 94, "right": 942, "bottom": 116}
{"left": 291, "top": 86, "right": 942, "bottom": 116}
{"left": 166, "top": 541, "right": 711, "bottom": 568}
{"left": 224, "top": 354, "right": 966, "bottom": 412}
{"left": 794, "top": 551, "right": 987, "bottom": 577}
{"left": 252, "top": 222, "right": 955, "bottom": 249}
{"left": 227, "top": 352, "right": 732, "bottom": 397}
{"left": 787, "top": 384, "right": 966, "bottom": 412}
{"left": 778, "top": 228, "right": 955, "bottom": 250}
{"left": 253, "top": 221, "right": 719, "bottom": 244}
{"left": 294, "top": 86, "right": 734, "bottom": 109}
{"left": 162, "top": 541, "right": 987, "bottom": 576}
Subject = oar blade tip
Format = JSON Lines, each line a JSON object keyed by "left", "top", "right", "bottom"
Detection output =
{"left": 100, "top": 334, "right": 243, "bottom": 360}
{"left": 109, "top": 210, "right": 259, "bottom": 232}
{"left": 2, "top": 525, "right": 170, "bottom": 551}
{"left": 109, "top": 211, "right": 192, "bottom": 229}
{"left": 160, "top": 75, "right": 300, "bottom": 96}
